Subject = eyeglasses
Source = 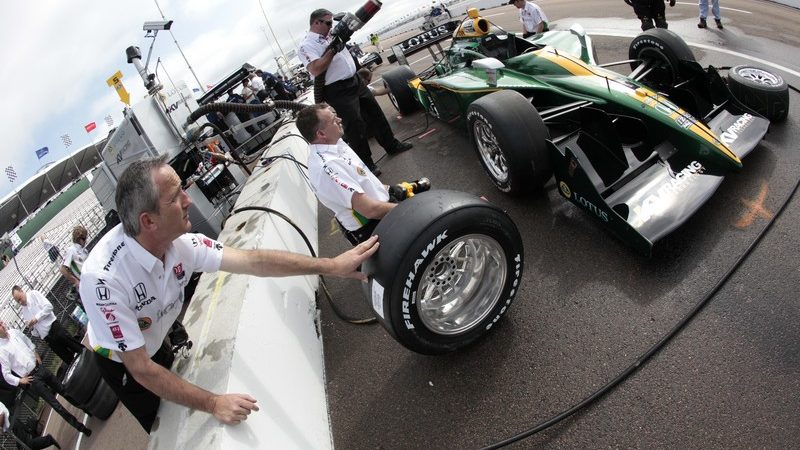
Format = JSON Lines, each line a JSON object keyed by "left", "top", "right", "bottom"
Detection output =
{"left": 318, "top": 20, "right": 333, "bottom": 27}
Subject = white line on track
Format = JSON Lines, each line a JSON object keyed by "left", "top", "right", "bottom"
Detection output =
{"left": 676, "top": 2, "right": 752, "bottom": 14}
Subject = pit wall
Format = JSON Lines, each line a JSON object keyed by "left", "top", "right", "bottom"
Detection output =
{"left": 149, "top": 121, "right": 332, "bottom": 450}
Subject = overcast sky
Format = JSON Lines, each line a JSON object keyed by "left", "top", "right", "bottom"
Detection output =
{"left": 0, "top": 0, "right": 444, "bottom": 202}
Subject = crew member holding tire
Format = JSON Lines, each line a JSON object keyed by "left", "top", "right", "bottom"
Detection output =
{"left": 298, "top": 8, "right": 412, "bottom": 177}
{"left": 79, "top": 155, "right": 379, "bottom": 432}
{"left": 298, "top": 103, "right": 396, "bottom": 245}
{"left": 11, "top": 285, "right": 84, "bottom": 365}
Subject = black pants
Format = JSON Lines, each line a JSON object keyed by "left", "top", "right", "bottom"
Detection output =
{"left": 631, "top": 0, "right": 667, "bottom": 29}
{"left": 44, "top": 321, "right": 83, "bottom": 365}
{"left": 93, "top": 341, "right": 174, "bottom": 433}
{"left": 23, "top": 366, "right": 86, "bottom": 433}
{"left": 341, "top": 219, "right": 380, "bottom": 246}
{"left": 11, "top": 417, "right": 60, "bottom": 450}
{"left": 323, "top": 75, "right": 401, "bottom": 169}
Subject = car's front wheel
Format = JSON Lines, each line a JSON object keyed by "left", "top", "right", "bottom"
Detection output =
{"left": 467, "top": 90, "right": 551, "bottom": 195}
{"left": 629, "top": 28, "right": 695, "bottom": 89}
{"left": 382, "top": 65, "right": 419, "bottom": 115}
{"left": 363, "top": 190, "right": 524, "bottom": 355}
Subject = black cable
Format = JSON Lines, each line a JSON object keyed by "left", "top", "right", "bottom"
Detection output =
{"left": 479, "top": 130, "right": 800, "bottom": 450}
{"left": 227, "top": 206, "right": 376, "bottom": 324}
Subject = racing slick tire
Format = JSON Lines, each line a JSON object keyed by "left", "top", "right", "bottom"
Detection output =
{"left": 629, "top": 28, "right": 695, "bottom": 88}
{"left": 63, "top": 348, "right": 102, "bottom": 407}
{"left": 83, "top": 378, "right": 119, "bottom": 420}
{"left": 363, "top": 190, "right": 524, "bottom": 355}
{"left": 727, "top": 65, "right": 790, "bottom": 122}
{"left": 467, "top": 90, "right": 551, "bottom": 195}
{"left": 382, "top": 65, "right": 420, "bottom": 115}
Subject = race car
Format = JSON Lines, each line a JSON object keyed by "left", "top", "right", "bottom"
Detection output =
{"left": 382, "top": 8, "right": 790, "bottom": 255}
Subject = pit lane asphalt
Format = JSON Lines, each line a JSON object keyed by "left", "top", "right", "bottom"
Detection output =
{"left": 317, "top": 2, "right": 799, "bottom": 449}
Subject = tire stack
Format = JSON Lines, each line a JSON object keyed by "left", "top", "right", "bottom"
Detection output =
{"left": 62, "top": 348, "right": 119, "bottom": 420}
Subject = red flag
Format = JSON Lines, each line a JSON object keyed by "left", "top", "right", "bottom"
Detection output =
{"left": 84, "top": 122, "right": 97, "bottom": 133}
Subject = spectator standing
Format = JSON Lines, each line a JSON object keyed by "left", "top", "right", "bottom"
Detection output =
{"left": 0, "top": 401, "right": 62, "bottom": 450}
{"left": 12, "top": 286, "right": 84, "bottom": 365}
{"left": 370, "top": 33, "right": 383, "bottom": 53}
{"left": 60, "top": 226, "right": 88, "bottom": 290}
{"left": 698, "top": 0, "right": 723, "bottom": 29}
{"left": 41, "top": 238, "right": 61, "bottom": 263}
{"left": 0, "top": 321, "right": 91, "bottom": 436}
{"left": 298, "top": 8, "right": 412, "bottom": 176}
{"left": 625, "top": 0, "right": 675, "bottom": 30}
{"left": 509, "top": 0, "right": 549, "bottom": 38}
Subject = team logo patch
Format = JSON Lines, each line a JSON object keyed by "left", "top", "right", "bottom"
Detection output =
{"left": 134, "top": 283, "right": 147, "bottom": 301}
{"left": 173, "top": 263, "right": 185, "bottom": 280}
{"left": 138, "top": 317, "right": 152, "bottom": 330}
{"left": 559, "top": 181, "right": 572, "bottom": 199}
{"left": 356, "top": 166, "right": 366, "bottom": 176}
{"left": 202, "top": 238, "right": 213, "bottom": 248}
{"left": 110, "top": 325, "right": 124, "bottom": 339}
{"left": 96, "top": 286, "right": 110, "bottom": 301}
{"left": 100, "top": 307, "right": 116, "bottom": 322}
{"left": 117, "top": 342, "right": 127, "bottom": 352}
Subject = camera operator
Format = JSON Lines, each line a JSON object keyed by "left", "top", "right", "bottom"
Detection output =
{"left": 298, "top": 8, "right": 412, "bottom": 177}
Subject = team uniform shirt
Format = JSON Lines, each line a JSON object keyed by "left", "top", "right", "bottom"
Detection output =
{"left": 250, "top": 76, "right": 265, "bottom": 93}
{"left": 62, "top": 242, "right": 88, "bottom": 279}
{"left": 298, "top": 31, "right": 357, "bottom": 85}
{"left": 309, "top": 139, "right": 389, "bottom": 231}
{"left": 19, "top": 289, "right": 57, "bottom": 339}
{"left": 519, "top": 2, "right": 548, "bottom": 33}
{"left": 0, "top": 329, "right": 37, "bottom": 386}
{"left": 80, "top": 224, "right": 223, "bottom": 363}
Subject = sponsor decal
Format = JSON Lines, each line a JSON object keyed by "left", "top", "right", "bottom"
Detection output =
{"left": 356, "top": 166, "right": 366, "bottom": 176}
{"left": 631, "top": 161, "right": 705, "bottom": 227}
{"left": 466, "top": 110, "right": 491, "bottom": 128}
{"left": 138, "top": 317, "right": 152, "bottom": 330}
{"left": 191, "top": 237, "right": 199, "bottom": 247}
{"left": 215, "top": 243, "right": 223, "bottom": 250}
{"left": 117, "top": 342, "right": 128, "bottom": 352}
{"left": 719, "top": 113, "right": 755, "bottom": 146}
{"left": 134, "top": 283, "right": 147, "bottom": 301}
{"left": 173, "top": 263, "right": 185, "bottom": 281}
{"left": 202, "top": 238, "right": 213, "bottom": 248}
{"left": 110, "top": 325, "right": 124, "bottom": 339}
{"left": 485, "top": 253, "right": 522, "bottom": 331}
{"left": 100, "top": 306, "right": 116, "bottom": 322}
{"left": 559, "top": 181, "right": 572, "bottom": 198}
{"left": 396, "top": 22, "right": 457, "bottom": 55}
{"left": 573, "top": 191, "right": 609, "bottom": 222}
{"left": 96, "top": 286, "right": 110, "bottom": 301}
{"left": 103, "top": 242, "right": 126, "bottom": 271}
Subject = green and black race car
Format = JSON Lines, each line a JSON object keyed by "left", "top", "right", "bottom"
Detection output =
{"left": 382, "top": 8, "right": 790, "bottom": 255}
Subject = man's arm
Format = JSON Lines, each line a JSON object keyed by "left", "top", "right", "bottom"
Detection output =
{"left": 306, "top": 48, "right": 336, "bottom": 78}
{"left": 32, "top": 291, "right": 54, "bottom": 321}
{"left": 120, "top": 347, "right": 258, "bottom": 425}
{"left": 60, "top": 265, "right": 80, "bottom": 288}
{"left": 219, "top": 235, "right": 379, "bottom": 280}
{"left": 351, "top": 192, "right": 395, "bottom": 220}
{"left": 0, "top": 351, "right": 21, "bottom": 386}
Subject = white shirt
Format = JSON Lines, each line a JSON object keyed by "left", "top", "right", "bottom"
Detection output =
{"left": 298, "top": 31, "right": 357, "bottom": 85}
{"left": 80, "top": 224, "right": 223, "bottom": 362}
{"left": 0, "top": 329, "right": 37, "bottom": 386}
{"left": 62, "top": 242, "right": 88, "bottom": 278}
{"left": 520, "top": 2, "right": 548, "bottom": 33}
{"left": 308, "top": 139, "right": 389, "bottom": 231}
{"left": 19, "top": 289, "right": 56, "bottom": 339}
{"left": 250, "top": 76, "right": 265, "bottom": 92}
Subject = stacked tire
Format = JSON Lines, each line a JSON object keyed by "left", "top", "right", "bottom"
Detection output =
{"left": 62, "top": 348, "right": 119, "bottom": 420}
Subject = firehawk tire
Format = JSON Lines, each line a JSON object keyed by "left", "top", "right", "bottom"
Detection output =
{"left": 382, "top": 65, "right": 420, "bottom": 115}
{"left": 629, "top": 28, "right": 695, "bottom": 88}
{"left": 83, "top": 378, "right": 119, "bottom": 420}
{"left": 728, "top": 65, "right": 790, "bottom": 122}
{"left": 363, "top": 190, "right": 524, "bottom": 355}
{"left": 63, "top": 348, "right": 101, "bottom": 407}
{"left": 467, "top": 90, "right": 551, "bottom": 195}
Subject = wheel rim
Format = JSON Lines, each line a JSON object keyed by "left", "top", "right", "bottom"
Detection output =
{"left": 417, "top": 234, "right": 507, "bottom": 335}
{"left": 472, "top": 117, "right": 509, "bottom": 183}
{"left": 737, "top": 67, "right": 780, "bottom": 86}
{"left": 386, "top": 82, "right": 400, "bottom": 111}
{"left": 637, "top": 47, "right": 677, "bottom": 86}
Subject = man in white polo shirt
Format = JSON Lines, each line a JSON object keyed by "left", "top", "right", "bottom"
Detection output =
{"left": 298, "top": 8, "right": 412, "bottom": 176}
{"left": 509, "top": 0, "right": 549, "bottom": 38}
{"left": 11, "top": 285, "right": 84, "bottom": 365}
{"left": 60, "top": 225, "right": 88, "bottom": 290}
{"left": 80, "top": 154, "right": 379, "bottom": 432}
{"left": 297, "top": 103, "right": 396, "bottom": 244}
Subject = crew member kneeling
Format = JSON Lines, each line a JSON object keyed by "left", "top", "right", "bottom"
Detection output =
{"left": 298, "top": 103, "right": 397, "bottom": 245}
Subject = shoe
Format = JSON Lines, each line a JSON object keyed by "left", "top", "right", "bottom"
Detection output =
{"left": 715, "top": 19, "right": 723, "bottom": 29}
{"left": 697, "top": 18, "right": 707, "bottom": 28}
{"left": 391, "top": 141, "right": 413, "bottom": 154}
{"left": 81, "top": 426, "right": 92, "bottom": 437}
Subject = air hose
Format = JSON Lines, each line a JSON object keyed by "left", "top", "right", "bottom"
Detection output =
{"left": 185, "top": 100, "right": 307, "bottom": 126}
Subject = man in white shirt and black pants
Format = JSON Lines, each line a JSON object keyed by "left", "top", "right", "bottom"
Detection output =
{"left": 298, "top": 8, "right": 412, "bottom": 177}
{"left": 12, "top": 285, "right": 84, "bottom": 365}
{"left": 0, "top": 321, "right": 91, "bottom": 436}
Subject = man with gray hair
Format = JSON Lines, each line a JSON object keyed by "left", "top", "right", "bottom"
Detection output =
{"left": 79, "top": 155, "right": 379, "bottom": 432}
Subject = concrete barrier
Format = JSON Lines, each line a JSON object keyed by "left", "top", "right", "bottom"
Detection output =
{"left": 150, "top": 120, "right": 332, "bottom": 450}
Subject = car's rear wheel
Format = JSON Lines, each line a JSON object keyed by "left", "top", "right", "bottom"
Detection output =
{"left": 382, "top": 65, "right": 419, "bottom": 115}
{"left": 727, "top": 65, "right": 790, "bottom": 122}
{"left": 467, "top": 90, "right": 551, "bottom": 195}
{"left": 363, "top": 190, "right": 524, "bottom": 355}
{"left": 629, "top": 28, "right": 695, "bottom": 89}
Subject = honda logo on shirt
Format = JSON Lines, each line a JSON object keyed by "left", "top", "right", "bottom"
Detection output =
{"left": 96, "top": 286, "right": 110, "bottom": 301}
{"left": 134, "top": 283, "right": 147, "bottom": 301}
